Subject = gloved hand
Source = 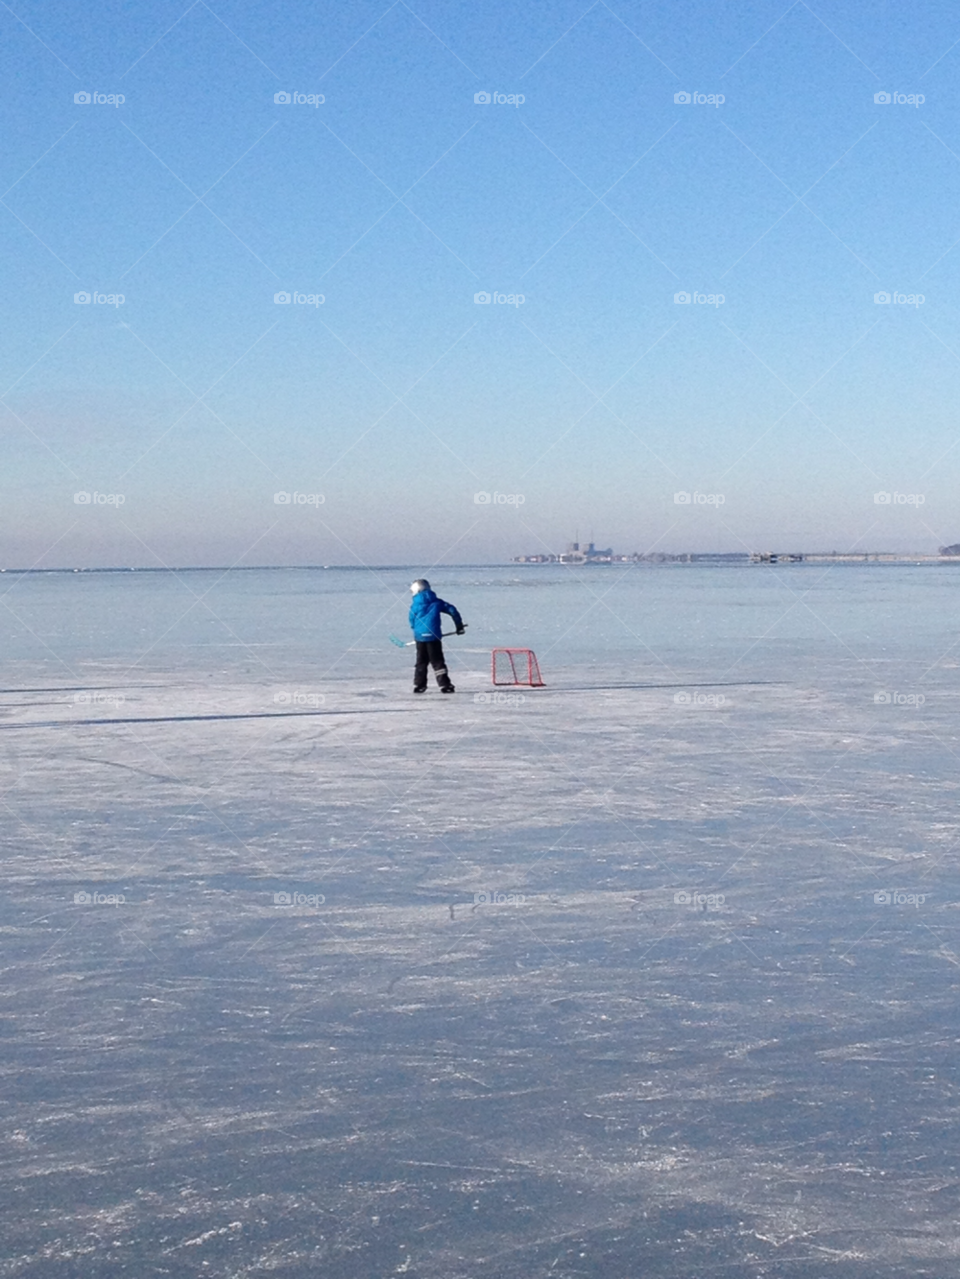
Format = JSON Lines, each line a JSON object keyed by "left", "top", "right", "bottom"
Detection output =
{"left": 456, "top": 625, "right": 466, "bottom": 635}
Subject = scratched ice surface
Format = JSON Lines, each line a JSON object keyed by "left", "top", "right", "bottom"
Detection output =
{"left": 1, "top": 566, "right": 959, "bottom": 1277}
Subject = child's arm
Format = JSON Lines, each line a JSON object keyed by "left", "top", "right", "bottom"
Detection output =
{"left": 439, "top": 599, "right": 465, "bottom": 632}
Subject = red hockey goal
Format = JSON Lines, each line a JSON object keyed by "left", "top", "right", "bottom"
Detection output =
{"left": 491, "top": 648, "right": 545, "bottom": 687}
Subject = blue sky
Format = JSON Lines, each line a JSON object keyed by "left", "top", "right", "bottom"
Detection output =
{"left": 3, "top": 0, "right": 960, "bottom": 567}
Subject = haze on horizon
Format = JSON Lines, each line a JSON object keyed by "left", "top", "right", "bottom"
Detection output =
{"left": 3, "top": 0, "right": 959, "bottom": 569}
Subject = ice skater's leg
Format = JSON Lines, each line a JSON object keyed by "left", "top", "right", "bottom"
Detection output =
{"left": 428, "top": 640, "right": 454, "bottom": 692}
{"left": 413, "top": 642, "right": 429, "bottom": 693}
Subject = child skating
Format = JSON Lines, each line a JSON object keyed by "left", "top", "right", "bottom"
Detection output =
{"left": 408, "top": 579, "right": 465, "bottom": 694}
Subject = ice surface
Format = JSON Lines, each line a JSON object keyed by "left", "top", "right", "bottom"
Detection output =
{"left": 2, "top": 566, "right": 960, "bottom": 1276}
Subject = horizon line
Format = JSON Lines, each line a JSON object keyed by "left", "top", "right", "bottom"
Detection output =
{"left": 2, "top": 553, "right": 959, "bottom": 574}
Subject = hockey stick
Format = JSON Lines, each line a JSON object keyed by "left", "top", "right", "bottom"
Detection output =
{"left": 389, "top": 627, "right": 466, "bottom": 648}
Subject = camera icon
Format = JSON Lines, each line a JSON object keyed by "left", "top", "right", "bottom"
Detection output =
{"left": 474, "top": 491, "right": 491, "bottom": 504}
{"left": 874, "top": 91, "right": 891, "bottom": 104}
{"left": 74, "top": 292, "right": 91, "bottom": 304}
{"left": 674, "top": 491, "right": 691, "bottom": 504}
{"left": 874, "top": 491, "right": 891, "bottom": 504}
{"left": 274, "top": 291, "right": 291, "bottom": 304}
{"left": 674, "top": 91, "right": 691, "bottom": 104}
{"left": 74, "top": 491, "right": 91, "bottom": 503}
{"left": 474, "top": 890, "right": 492, "bottom": 903}
{"left": 874, "top": 691, "right": 891, "bottom": 703}
{"left": 673, "top": 691, "right": 692, "bottom": 704}
{"left": 673, "top": 291, "right": 690, "bottom": 304}
{"left": 674, "top": 890, "right": 692, "bottom": 904}
{"left": 474, "top": 291, "right": 491, "bottom": 304}
{"left": 274, "top": 891, "right": 292, "bottom": 904}
{"left": 73, "top": 691, "right": 91, "bottom": 703}
{"left": 874, "top": 291, "right": 891, "bottom": 304}
{"left": 273, "top": 690, "right": 291, "bottom": 704}
{"left": 274, "top": 491, "right": 291, "bottom": 504}
{"left": 74, "top": 890, "right": 91, "bottom": 903}
{"left": 473, "top": 692, "right": 490, "bottom": 703}
{"left": 874, "top": 890, "right": 891, "bottom": 904}
{"left": 74, "top": 91, "right": 91, "bottom": 104}
{"left": 274, "top": 91, "right": 291, "bottom": 104}
{"left": 474, "top": 91, "right": 491, "bottom": 104}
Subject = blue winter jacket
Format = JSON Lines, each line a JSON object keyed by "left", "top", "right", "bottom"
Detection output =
{"left": 409, "top": 589, "right": 463, "bottom": 641}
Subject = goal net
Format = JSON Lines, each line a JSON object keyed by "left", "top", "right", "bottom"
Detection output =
{"left": 491, "top": 648, "right": 545, "bottom": 687}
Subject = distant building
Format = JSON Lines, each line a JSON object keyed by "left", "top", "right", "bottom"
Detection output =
{"left": 512, "top": 544, "right": 692, "bottom": 564}
{"left": 558, "top": 541, "right": 613, "bottom": 564}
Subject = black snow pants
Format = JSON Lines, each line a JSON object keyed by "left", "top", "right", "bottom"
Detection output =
{"left": 414, "top": 640, "right": 453, "bottom": 691}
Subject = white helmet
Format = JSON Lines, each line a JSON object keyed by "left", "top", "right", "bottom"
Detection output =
{"left": 410, "top": 578, "right": 430, "bottom": 594}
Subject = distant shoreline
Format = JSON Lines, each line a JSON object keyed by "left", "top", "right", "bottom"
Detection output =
{"left": 2, "top": 556, "right": 959, "bottom": 575}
